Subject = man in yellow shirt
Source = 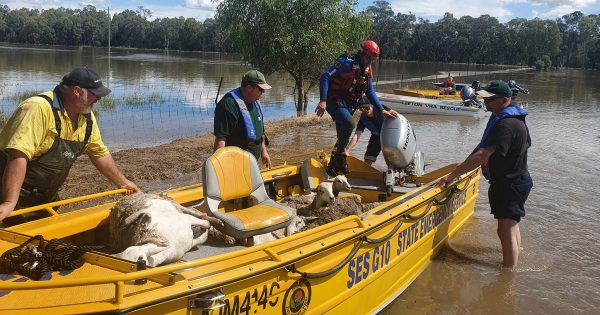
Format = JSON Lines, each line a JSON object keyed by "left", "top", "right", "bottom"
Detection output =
{"left": 0, "top": 66, "right": 140, "bottom": 223}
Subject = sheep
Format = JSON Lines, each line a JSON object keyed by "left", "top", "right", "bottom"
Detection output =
{"left": 246, "top": 215, "right": 319, "bottom": 246}
{"left": 329, "top": 174, "right": 351, "bottom": 197}
{"left": 109, "top": 192, "right": 222, "bottom": 267}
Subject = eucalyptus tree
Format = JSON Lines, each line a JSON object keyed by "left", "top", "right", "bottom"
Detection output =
{"left": 112, "top": 9, "right": 148, "bottom": 48}
{"left": 216, "top": 0, "right": 371, "bottom": 112}
{"left": 0, "top": 5, "right": 8, "bottom": 41}
{"left": 557, "top": 11, "right": 584, "bottom": 67}
{"left": 578, "top": 15, "right": 600, "bottom": 68}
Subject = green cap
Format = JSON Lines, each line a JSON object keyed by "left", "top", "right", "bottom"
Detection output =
{"left": 241, "top": 70, "right": 272, "bottom": 90}
{"left": 477, "top": 80, "right": 512, "bottom": 98}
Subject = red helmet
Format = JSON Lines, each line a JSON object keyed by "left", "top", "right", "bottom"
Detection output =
{"left": 360, "top": 40, "right": 380, "bottom": 58}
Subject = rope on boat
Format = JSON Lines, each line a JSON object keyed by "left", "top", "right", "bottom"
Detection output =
{"left": 404, "top": 176, "right": 472, "bottom": 220}
{"left": 285, "top": 176, "right": 475, "bottom": 279}
{"left": 0, "top": 235, "right": 98, "bottom": 280}
{"left": 287, "top": 237, "right": 365, "bottom": 279}
{"left": 364, "top": 218, "right": 405, "bottom": 244}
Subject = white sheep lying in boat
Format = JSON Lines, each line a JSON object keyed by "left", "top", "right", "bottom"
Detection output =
{"left": 109, "top": 193, "right": 222, "bottom": 267}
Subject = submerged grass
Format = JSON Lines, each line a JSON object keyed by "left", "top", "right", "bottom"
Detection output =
{"left": 11, "top": 90, "right": 42, "bottom": 102}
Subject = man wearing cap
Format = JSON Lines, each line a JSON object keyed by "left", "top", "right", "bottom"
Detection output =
{"left": 0, "top": 66, "right": 140, "bottom": 223}
{"left": 345, "top": 98, "right": 384, "bottom": 166}
{"left": 213, "top": 70, "right": 272, "bottom": 168}
{"left": 316, "top": 40, "right": 398, "bottom": 176}
{"left": 436, "top": 80, "right": 532, "bottom": 268}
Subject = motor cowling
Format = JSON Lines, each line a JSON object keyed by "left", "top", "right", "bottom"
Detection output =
{"left": 380, "top": 114, "right": 417, "bottom": 169}
{"left": 460, "top": 86, "right": 476, "bottom": 102}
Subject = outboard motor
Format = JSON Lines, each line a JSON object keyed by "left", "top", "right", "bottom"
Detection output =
{"left": 460, "top": 86, "right": 483, "bottom": 108}
{"left": 507, "top": 80, "right": 529, "bottom": 96}
{"left": 380, "top": 115, "right": 424, "bottom": 195}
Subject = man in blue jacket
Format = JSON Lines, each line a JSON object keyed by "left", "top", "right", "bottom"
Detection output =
{"left": 316, "top": 40, "right": 397, "bottom": 176}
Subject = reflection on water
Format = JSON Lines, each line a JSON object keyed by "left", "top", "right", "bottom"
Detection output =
{"left": 1, "top": 44, "right": 600, "bottom": 314}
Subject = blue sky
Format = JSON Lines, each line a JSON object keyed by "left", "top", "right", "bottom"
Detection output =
{"left": 2, "top": 0, "right": 599, "bottom": 22}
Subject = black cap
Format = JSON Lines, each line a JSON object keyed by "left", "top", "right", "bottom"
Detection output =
{"left": 61, "top": 66, "right": 111, "bottom": 97}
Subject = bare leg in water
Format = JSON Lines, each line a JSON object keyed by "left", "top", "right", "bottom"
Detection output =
{"left": 497, "top": 218, "right": 520, "bottom": 268}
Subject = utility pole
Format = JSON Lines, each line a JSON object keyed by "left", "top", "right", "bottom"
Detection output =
{"left": 107, "top": 6, "right": 111, "bottom": 87}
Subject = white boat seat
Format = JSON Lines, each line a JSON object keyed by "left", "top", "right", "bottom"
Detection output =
{"left": 200, "top": 147, "right": 295, "bottom": 239}
{"left": 300, "top": 158, "right": 328, "bottom": 192}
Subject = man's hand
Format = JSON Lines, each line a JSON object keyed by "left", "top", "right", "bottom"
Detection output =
{"left": 382, "top": 109, "right": 399, "bottom": 119}
{"left": 120, "top": 180, "right": 141, "bottom": 195}
{"left": 435, "top": 176, "right": 453, "bottom": 188}
{"left": 315, "top": 101, "right": 327, "bottom": 117}
{"left": 0, "top": 202, "right": 16, "bottom": 222}
{"left": 261, "top": 150, "right": 272, "bottom": 169}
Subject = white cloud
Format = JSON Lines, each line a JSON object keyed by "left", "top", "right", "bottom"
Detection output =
{"left": 184, "top": 0, "right": 216, "bottom": 11}
{"left": 390, "top": 0, "right": 512, "bottom": 20}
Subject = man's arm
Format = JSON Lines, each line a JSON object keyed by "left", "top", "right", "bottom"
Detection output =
{"left": 261, "top": 142, "right": 272, "bottom": 168}
{"left": 366, "top": 79, "right": 398, "bottom": 119}
{"left": 89, "top": 154, "right": 140, "bottom": 194}
{"left": 0, "top": 149, "right": 28, "bottom": 221}
{"left": 213, "top": 137, "right": 226, "bottom": 152}
{"left": 345, "top": 131, "right": 362, "bottom": 156}
{"left": 436, "top": 147, "right": 492, "bottom": 187}
{"left": 316, "top": 57, "right": 350, "bottom": 117}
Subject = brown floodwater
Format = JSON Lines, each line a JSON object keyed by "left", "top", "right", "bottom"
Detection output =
{"left": 1, "top": 45, "right": 599, "bottom": 314}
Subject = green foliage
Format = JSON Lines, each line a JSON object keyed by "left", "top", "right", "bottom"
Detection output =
{"left": 0, "top": 3, "right": 598, "bottom": 72}
{"left": 216, "top": 0, "right": 372, "bottom": 111}
{"left": 535, "top": 55, "right": 552, "bottom": 70}
{"left": 147, "top": 92, "right": 164, "bottom": 103}
{"left": 98, "top": 95, "right": 117, "bottom": 111}
{"left": 125, "top": 93, "right": 145, "bottom": 105}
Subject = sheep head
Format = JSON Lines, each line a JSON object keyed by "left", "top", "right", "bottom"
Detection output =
{"left": 311, "top": 182, "right": 335, "bottom": 208}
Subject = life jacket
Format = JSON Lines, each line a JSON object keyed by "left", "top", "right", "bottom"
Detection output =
{"left": 0, "top": 89, "right": 92, "bottom": 207}
{"left": 228, "top": 88, "right": 264, "bottom": 143}
{"left": 443, "top": 79, "right": 454, "bottom": 88}
{"left": 477, "top": 104, "right": 529, "bottom": 179}
{"left": 328, "top": 53, "right": 372, "bottom": 106}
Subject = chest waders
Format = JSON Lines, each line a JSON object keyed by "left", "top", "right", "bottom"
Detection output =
{"left": 0, "top": 95, "right": 92, "bottom": 208}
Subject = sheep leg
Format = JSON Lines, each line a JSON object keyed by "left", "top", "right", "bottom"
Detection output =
{"left": 175, "top": 204, "right": 224, "bottom": 226}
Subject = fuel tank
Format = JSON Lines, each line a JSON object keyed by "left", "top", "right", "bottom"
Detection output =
{"left": 380, "top": 114, "right": 417, "bottom": 169}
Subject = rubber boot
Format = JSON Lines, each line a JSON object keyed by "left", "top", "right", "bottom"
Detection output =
{"left": 326, "top": 156, "right": 338, "bottom": 177}
{"left": 337, "top": 153, "right": 349, "bottom": 174}
{"left": 327, "top": 152, "right": 349, "bottom": 176}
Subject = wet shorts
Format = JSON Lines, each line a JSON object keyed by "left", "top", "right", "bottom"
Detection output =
{"left": 488, "top": 171, "right": 533, "bottom": 222}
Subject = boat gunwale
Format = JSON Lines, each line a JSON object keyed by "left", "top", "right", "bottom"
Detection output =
{"left": 0, "top": 169, "right": 476, "bottom": 284}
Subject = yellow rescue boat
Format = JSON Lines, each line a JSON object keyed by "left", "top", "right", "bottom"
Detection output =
{"left": 393, "top": 88, "right": 472, "bottom": 101}
{"left": 0, "top": 150, "right": 480, "bottom": 314}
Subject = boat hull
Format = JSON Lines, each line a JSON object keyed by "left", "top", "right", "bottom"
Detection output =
{"left": 378, "top": 92, "right": 486, "bottom": 117}
{"left": 0, "top": 157, "right": 481, "bottom": 314}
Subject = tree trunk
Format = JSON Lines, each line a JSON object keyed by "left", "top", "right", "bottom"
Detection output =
{"left": 295, "top": 77, "right": 304, "bottom": 114}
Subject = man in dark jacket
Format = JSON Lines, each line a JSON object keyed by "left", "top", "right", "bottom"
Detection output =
{"left": 437, "top": 80, "right": 533, "bottom": 268}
